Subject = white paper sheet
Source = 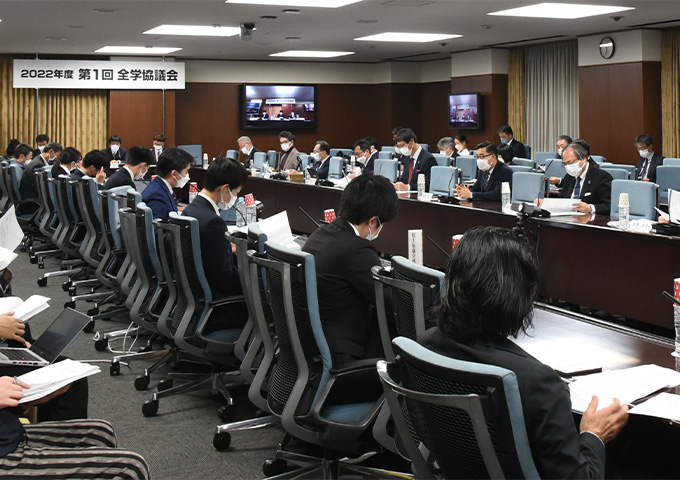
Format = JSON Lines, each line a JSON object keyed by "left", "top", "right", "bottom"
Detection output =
{"left": 257, "top": 211, "right": 300, "bottom": 250}
{"left": 669, "top": 188, "right": 680, "bottom": 223}
{"left": 13, "top": 295, "right": 50, "bottom": 321}
{"left": 540, "top": 198, "right": 582, "bottom": 214}
{"left": 18, "top": 359, "right": 101, "bottom": 403}
{"left": 0, "top": 208, "right": 25, "bottom": 251}
{"left": 630, "top": 392, "right": 680, "bottom": 421}
{"left": 0, "top": 246, "right": 18, "bottom": 270}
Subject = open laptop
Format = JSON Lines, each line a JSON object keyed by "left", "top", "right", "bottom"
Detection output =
{"left": 0, "top": 308, "right": 90, "bottom": 366}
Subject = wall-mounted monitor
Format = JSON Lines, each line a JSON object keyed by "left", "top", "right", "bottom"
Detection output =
{"left": 242, "top": 84, "right": 317, "bottom": 130}
{"left": 449, "top": 92, "right": 481, "bottom": 130}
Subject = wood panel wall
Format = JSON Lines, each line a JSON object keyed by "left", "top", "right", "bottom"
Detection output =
{"left": 108, "top": 90, "right": 175, "bottom": 149}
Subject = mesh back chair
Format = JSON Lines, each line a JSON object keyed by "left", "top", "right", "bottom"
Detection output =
{"left": 508, "top": 165, "right": 533, "bottom": 174}
{"left": 328, "top": 156, "right": 344, "bottom": 179}
{"left": 111, "top": 191, "right": 142, "bottom": 298}
{"left": 534, "top": 152, "right": 556, "bottom": 165}
{"left": 591, "top": 155, "right": 606, "bottom": 164}
{"left": 512, "top": 158, "right": 533, "bottom": 168}
{"left": 374, "top": 159, "right": 399, "bottom": 182}
{"left": 511, "top": 172, "right": 545, "bottom": 203}
{"left": 253, "top": 151, "right": 267, "bottom": 170}
{"left": 607, "top": 164, "right": 636, "bottom": 180}
{"left": 610, "top": 179, "right": 658, "bottom": 220}
{"left": 600, "top": 167, "right": 630, "bottom": 180}
{"left": 0, "top": 161, "right": 9, "bottom": 213}
{"left": 655, "top": 165, "right": 680, "bottom": 204}
{"left": 429, "top": 166, "right": 459, "bottom": 196}
{"left": 2, "top": 163, "right": 41, "bottom": 241}
{"left": 378, "top": 151, "right": 393, "bottom": 160}
{"left": 663, "top": 158, "right": 680, "bottom": 166}
{"left": 456, "top": 156, "right": 477, "bottom": 182}
{"left": 378, "top": 337, "right": 540, "bottom": 480}
{"left": 29, "top": 167, "right": 61, "bottom": 266}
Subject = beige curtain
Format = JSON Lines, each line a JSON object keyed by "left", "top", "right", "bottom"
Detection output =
{"left": 662, "top": 29, "right": 680, "bottom": 159}
{"left": 0, "top": 55, "right": 108, "bottom": 155}
{"left": 508, "top": 48, "right": 526, "bottom": 145}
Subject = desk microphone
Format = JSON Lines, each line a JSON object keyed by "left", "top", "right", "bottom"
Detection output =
{"left": 426, "top": 235, "right": 451, "bottom": 260}
{"left": 439, "top": 168, "right": 462, "bottom": 205}
{"left": 298, "top": 206, "right": 320, "bottom": 229}
{"left": 662, "top": 291, "right": 680, "bottom": 306}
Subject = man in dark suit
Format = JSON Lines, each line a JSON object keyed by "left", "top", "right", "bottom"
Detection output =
{"left": 420, "top": 226, "right": 628, "bottom": 479}
{"left": 497, "top": 124, "right": 527, "bottom": 159}
{"left": 101, "top": 135, "right": 128, "bottom": 163}
{"left": 151, "top": 132, "right": 165, "bottom": 164}
{"left": 311, "top": 140, "right": 331, "bottom": 179}
{"left": 20, "top": 142, "right": 63, "bottom": 201}
{"left": 556, "top": 134, "right": 573, "bottom": 159}
{"left": 142, "top": 148, "right": 193, "bottom": 221}
{"left": 394, "top": 128, "right": 437, "bottom": 192}
{"left": 31, "top": 133, "right": 49, "bottom": 159}
{"left": 455, "top": 141, "right": 513, "bottom": 202}
{"left": 634, "top": 133, "right": 664, "bottom": 183}
{"left": 70, "top": 149, "right": 109, "bottom": 187}
{"left": 9, "top": 143, "right": 32, "bottom": 182}
{"left": 104, "top": 146, "right": 151, "bottom": 190}
{"left": 237, "top": 135, "right": 260, "bottom": 167}
{"left": 182, "top": 158, "right": 248, "bottom": 299}
{"left": 436, "top": 136, "right": 456, "bottom": 166}
{"left": 558, "top": 143, "right": 613, "bottom": 214}
{"left": 302, "top": 173, "right": 399, "bottom": 365}
{"left": 363, "top": 136, "right": 380, "bottom": 172}
{"left": 353, "top": 138, "right": 373, "bottom": 172}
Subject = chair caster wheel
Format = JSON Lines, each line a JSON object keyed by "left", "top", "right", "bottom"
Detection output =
{"left": 87, "top": 307, "right": 99, "bottom": 316}
{"left": 84, "top": 319, "right": 95, "bottom": 333}
{"left": 37, "top": 278, "right": 47, "bottom": 287}
{"left": 38, "top": 263, "right": 45, "bottom": 269}
{"left": 30, "top": 256, "right": 38, "bottom": 264}
{"left": 94, "top": 338, "right": 108, "bottom": 351}
{"left": 213, "top": 432, "right": 232, "bottom": 450}
{"left": 64, "top": 301, "right": 76, "bottom": 309}
{"left": 68, "top": 287, "right": 77, "bottom": 296}
{"left": 142, "top": 399, "right": 159, "bottom": 417}
{"left": 110, "top": 362, "right": 121, "bottom": 376}
{"left": 135, "top": 375, "right": 150, "bottom": 391}
{"left": 263, "top": 458, "right": 288, "bottom": 477}
{"left": 157, "top": 379, "right": 173, "bottom": 391}
{"left": 139, "top": 344, "right": 152, "bottom": 353}
{"left": 62, "top": 282, "right": 71, "bottom": 292}
{"left": 218, "top": 403, "right": 236, "bottom": 422}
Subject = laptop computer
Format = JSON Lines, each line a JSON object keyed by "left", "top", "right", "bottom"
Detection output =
{"left": 0, "top": 308, "right": 90, "bottom": 367}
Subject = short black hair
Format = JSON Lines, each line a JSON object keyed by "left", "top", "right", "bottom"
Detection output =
{"left": 60, "top": 147, "right": 81, "bottom": 165}
{"left": 6, "top": 139, "right": 19, "bottom": 157}
{"left": 339, "top": 172, "right": 399, "bottom": 225}
{"left": 46, "top": 142, "right": 63, "bottom": 154}
{"left": 557, "top": 135, "right": 573, "bottom": 144}
{"left": 315, "top": 140, "right": 330, "bottom": 155}
{"left": 573, "top": 138, "right": 590, "bottom": 156}
{"left": 454, "top": 134, "right": 469, "bottom": 144}
{"left": 126, "top": 146, "right": 153, "bottom": 166}
{"left": 434, "top": 226, "right": 539, "bottom": 343}
{"left": 279, "top": 131, "right": 295, "bottom": 142}
{"left": 156, "top": 147, "right": 193, "bottom": 177}
{"left": 395, "top": 128, "right": 417, "bottom": 144}
{"left": 204, "top": 157, "right": 248, "bottom": 192}
{"left": 476, "top": 141, "right": 498, "bottom": 157}
{"left": 497, "top": 144, "right": 514, "bottom": 164}
{"left": 36, "top": 134, "right": 49, "bottom": 143}
{"left": 634, "top": 134, "right": 653, "bottom": 147}
{"left": 364, "top": 136, "right": 379, "bottom": 150}
{"left": 14, "top": 143, "right": 32, "bottom": 159}
{"left": 353, "top": 139, "right": 370, "bottom": 153}
{"left": 153, "top": 132, "right": 166, "bottom": 143}
{"left": 82, "top": 150, "right": 110, "bottom": 170}
{"left": 108, "top": 135, "right": 122, "bottom": 144}
{"left": 391, "top": 126, "right": 404, "bottom": 136}
{"left": 497, "top": 125, "right": 513, "bottom": 136}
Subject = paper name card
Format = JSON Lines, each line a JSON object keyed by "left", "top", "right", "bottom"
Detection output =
{"left": 408, "top": 229, "right": 423, "bottom": 265}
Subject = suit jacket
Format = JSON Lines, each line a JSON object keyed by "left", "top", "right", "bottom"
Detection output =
{"left": 101, "top": 146, "right": 128, "bottom": 163}
{"left": 314, "top": 158, "right": 330, "bottom": 179}
{"left": 398, "top": 148, "right": 438, "bottom": 191}
{"left": 558, "top": 160, "right": 612, "bottom": 215}
{"left": 182, "top": 195, "right": 241, "bottom": 298}
{"left": 152, "top": 146, "right": 163, "bottom": 164}
{"left": 245, "top": 147, "right": 260, "bottom": 167}
{"left": 8, "top": 160, "right": 24, "bottom": 182}
{"left": 419, "top": 328, "right": 606, "bottom": 479}
{"left": 104, "top": 167, "right": 135, "bottom": 190}
{"left": 364, "top": 152, "right": 378, "bottom": 172}
{"left": 302, "top": 218, "right": 381, "bottom": 364}
{"left": 69, "top": 169, "right": 86, "bottom": 182}
{"left": 509, "top": 139, "right": 527, "bottom": 159}
{"left": 470, "top": 161, "right": 514, "bottom": 202}
{"left": 280, "top": 147, "right": 301, "bottom": 171}
{"left": 635, "top": 152, "right": 664, "bottom": 182}
{"left": 19, "top": 156, "right": 48, "bottom": 200}
{"left": 51, "top": 163, "right": 71, "bottom": 180}
{"left": 142, "top": 176, "right": 177, "bottom": 221}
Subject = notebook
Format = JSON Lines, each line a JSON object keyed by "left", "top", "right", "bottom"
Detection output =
{"left": 0, "top": 308, "right": 90, "bottom": 366}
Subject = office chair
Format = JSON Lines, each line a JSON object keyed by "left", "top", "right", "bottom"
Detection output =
{"left": 600, "top": 167, "right": 630, "bottom": 180}
{"left": 512, "top": 158, "right": 534, "bottom": 168}
{"left": 266, "top": 150, "right": 278, "bottom": 168}
{"left": 226, "top": 149, "right": 239, "bottom": 160}
{"left": 523, "top": 144, "right": 532, "bottom": 159}
{"left": 28, "top": 167, "right": 61, "bottom": 267}
{"left": 177, "top": 144, "right": 203, "bottom": 166}
{"left": 253, "top": 151, "right": 267, "bottom": 170}
{"left": 654, "top": 166, "right": 680, "bottom": 204}
{"left": 1, "top": 163, "right": 41, "bottom": 246}
{"left": 456, "top": 155, "right": 477, "bottom": 182}
{"left": 374, "top": 159, "right": 399, "bottom": 183}
{"left": 663, "top": 158, "right": 680, "bottom": 166}
{"left": 298, "top": 154, "right": 311, "bottom": 171}
{"left": 607, "top": 164, "right": 636, "bottom": 180}
{"left": 0, "top": 161, "right": 9, "bottom": 214}
{"left": 432, "top": 154, "right": 449, "bottom": 167}
{"left": 534, "top": 152, "right": 557, "bottom": 165}
{"left": 378, "top": 151, "right": 393, "bottom": 160}
{"left": 590, "top": 155, "right": 606, "bottom": 164}
{"left": 511, "top": 172, "right": 545, "bottom": 203}
{"left": 610, "top": 179, "right": 658, "bottom": 220}
{"left": 377, "top": 336, "right": 540, "bottom": 479}
{"left": 328, "top": 156, "right": 344, "bottom": 179}
{"left": 539, "top": 158, "right": 563, "bottom": 180}
{"left": 381, "top": 146, "right": 396, "bottom": 154}
{"left": 428, "top": 166, "right": 459, "bottom": 196}
{"left": 508, "top": 165, "right": 533, "bottom": 174}
{"left": 420, "top": 143, "right": 430, "bottom": 152}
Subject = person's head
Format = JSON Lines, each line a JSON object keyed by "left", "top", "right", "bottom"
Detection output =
{"left": 395, "top": 128, "right": 418, "bottom": 156}
{"left": 497, "top": 143, "right": 514, "bottom": 164}
{"left": 312, "top": 140, "right": 330, "bottom": 162}
{"left": 454, "top": 134, "right": 469, "bottom": 152}
{"left": 391, "top": 126, "right": 404, "bottom": 144}
{"left": 59, "top": 147, "right": 81, "bottom": 170}
{"left": 573, "top": 138, "right": 591, "bottom": 156}
{"left": 556, "top": 135, "right": 572, "bottom": 155}
{"left": 339, "top": 172, "right": 399, "bottom": 240}
{"left": 35, "top": 134, "right": 49, "bottom": 151}
{"left": 5, "top": 139, "right": 20, "bottom": 158}
{"left": 364, "top": 136, "right": 379, "bottom": 154}
{"left": 437, "top": 137, "right": 454, "bottom": 157}
{"left": 44, "top": 142, "right": 63, "bottom": 161}
{"left": 475, "top": 141, "right": 498, "bottom": 172}
{"left": 81, "top": 150, "right": 110, "bottom": 176}
{"left": 13, "top": 143, "right": 33, "bottom": 165}
{"left": 108, "top": 135, "right": 122, "bottom": 155}
{"left": 434, "top": 226, "right": 539, "bottom": 343}
{"left": 353, "top": 139, "right": 371, "bottom": 163}
{"left": 126, "top": 146, "right": 153, "bottom": 177}
{"left": 497, "top": 125, "right": 514, "bottom": 144}
{"left": 562, "top": 143, "right": 589, "bottom": 178}
{"left": 152, "top": 133, "right": 166, "bottom": 148}
{"left": 237, "top": 136, "right": 253, "bottom": 155}
{"left": 279, "top": 131, "right": 295, "bottom": 152}
{"left": 634, "top": 134, "right": 654, "bottom": 157}
{"left": 156, "top": 148, "right": 193, "bottom": 188}
{"left": 203, "top": 157, "right": 248, "bottom": 208}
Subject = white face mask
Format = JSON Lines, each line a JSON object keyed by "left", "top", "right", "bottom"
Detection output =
{"left": 439, "top": 150, "right": 447, "bottom": 157}
{"left": 281, "top": 142, "right": 291, "bottom": 152}
{"left": 557, "top": 148, "right": 564, "bottom": 157}
{"left": 400, "top": 145, "right": 413, "bottom": 156}
{"left": 175, "top": 171, "right": 190, "bottom": 189}
{"left": 455, "top": 143, "right": 464, "bottom": 152}
{"left": 38, "top": 145, "right": 45, "bottom": 153}
{"left": 638, "top": 149, "right": 650, "bottom": 158}
{"left": 310, "top": 152, "right": 320, "bottom": 161}
{"left": 135, "top": 166, "right": 148, "bottom": 180}
{"left": 110, "top": 144, "right": 120, "bottom": 155}
{"left": 476, "top": 157, "right": 492, "bottom": 172}
{"left": 565, "top": 161, "right": 582, "bottom": 177}
{"left": 154, "top": 145, "right": 163, "bottom": 154}
{"left": 366, "top": 219, "right": 383, "bottom": 241}
{"left": 49, "top": 153, "right": 56, "bottom": 162}
{"left": 240, "top": 146, "right": 249, "bottom": 155}
{"left": 355, "top": 154, "right": 366, "bottom": 165}
{"left": 218, "top": 187, "right": 237, "bottom": 210}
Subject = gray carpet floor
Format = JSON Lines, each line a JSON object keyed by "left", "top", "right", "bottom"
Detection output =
{"left": 9, "top": 248, "right": 283, "bottom": 479}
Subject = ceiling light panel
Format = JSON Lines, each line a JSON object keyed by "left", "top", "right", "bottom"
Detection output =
{"left": 488, "top": 3, "right": 635, "bottom": 19}
{"left": 144, "top": 25, "right": 240, "bottom": 37}
{"left": 355, "top": 32, "right": 461, "bottom": 43}
{"left": 95, "top": 46, "right": 182, "bottom": 54}
{"left": 226, "top": 0, "right": 362, "bottom": 7}
{"left": 270, "top": 50, "right": 355, "bottom": 58}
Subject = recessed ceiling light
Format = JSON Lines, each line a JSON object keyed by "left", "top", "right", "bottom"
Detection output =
{"left": 95, "top": 46, "right": 182, "bottom": 54}
{"left": 488, "top": 3, "right": 634, "bottom": 19}
{"left": 355, "top": 32, "right": 461, "bottom": 43}
{"left": 144, "top": 25, "right": 240, "bottom": 37}
{"left": 226, "top": 0, "right": 362, "bottom": 8}
{"left": 270, "top": 50, "right": 355, "bottom": 58}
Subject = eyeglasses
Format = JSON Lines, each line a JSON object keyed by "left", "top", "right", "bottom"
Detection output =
{"left": 475, "top": 153, "right": 492, "bottom": 160}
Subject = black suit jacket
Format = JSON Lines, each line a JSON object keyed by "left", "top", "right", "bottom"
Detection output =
{"left": 302, "top": 218, "right": 381, "bottom": 364}
{"left": 635, "top": 152, "right": 664, "bottom": 182}
{"left": 245, "top": 147, "right": 260, "bottom": 167}
{"left": 398, "top": 148, "right": 438, "bottom": 191}
{"left": 470, "top": 161, "right": 514, "bottom": 202}
{"left": 313, "top": 158, "right": 330, "bottom": 179}
{"left": 509, "top": 139, "right": 527, "bottom": 159}
{"left": 419, "top": 328, "right": 606, "bottom": 479}
{"left": 364, "top": 152, "right": 378, "bottom": 172}
{"left": 104, "top": 168, "right": 135, "bottom": 190}
{"left": 558, "top": 160, "right": 612, "bottom": 215}
{"left": 182, "top": 195, "right": 241, "bottom": 298}
{"left": 101, "top": 146, "right": 128, "bottom": 163}
{"left": 19, "top": 156, "right": 48, "bottom": 200}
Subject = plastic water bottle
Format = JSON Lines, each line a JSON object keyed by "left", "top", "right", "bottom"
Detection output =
{"left": 304, "top": 169, "right": 310, "bottom": 183}
{"left": 246, "top": 204, "right": 257, "bottom": 225}
{"left": 417, "top": 173, "right": 426, "bottom": 200}
{"left": 202, "top": 153, "right": 209, "bottom": 170}
{"left": 618, "top": 192, "right": 630, "bottom": 230}
{"left": 501, "top": 182, "right": 511, "bottom": 210}
{"left": 263, "top": 159, "right": 270, "bottom": 178}
{"left": 235, "top": 198, "right": 246, "bottom": 227}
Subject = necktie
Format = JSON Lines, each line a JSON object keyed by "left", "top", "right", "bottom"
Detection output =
{"left": 481, "top": 172, "right": 490, "bottom": 191}
{"left": 573, "top": 177, "right": 582, "bottom": 198}
{"left": 639, "top": 159, "right": 649, "bottom": 180}
{"left": 408, "top": 158, "right": 415, "bottom": 184}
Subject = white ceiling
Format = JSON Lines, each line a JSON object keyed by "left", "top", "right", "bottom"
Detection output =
{"left": 1, "top": 0, "right": 679, "bottom": 63}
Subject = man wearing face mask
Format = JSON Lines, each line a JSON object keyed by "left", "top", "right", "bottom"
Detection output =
{"left": 437, "top": 136, "right": 456, "bottom": 166}
{"left": 364, "top": 137, "right": 380, "bottom": 171}
{"left": 279, "top": 131, "right": 301, "bottom": 171}
{"left": 557, "top": 143, "right": 612, "bottom": 214}
{"left": 353, "top": 139, "right": 373, "bottom": 172}
{"left": 20, "top": 142, "right": 63, "bottom": 201}
{"left": 104, "top": 146, "right": 151, "bottom": 189}
{"left": 394, "top": 128, "right": 437, "bottom": 193}
{"left": 151, "top": 133, "right": 165, "bottom": 163}
{"left": 455, "top": 141, "right": 513, "bottom": 202}
{"left": 634, "top": 134, "right": 664, "bottom": 183}
{"left": 556, "top": 135, "right": 573, "bottom": 160}
{"left": 237, "top": 136, "right": 260, "bottom": 167}
{"left": 311, "top": 140, "right": 331, "bottom": 179}
{"left": 182, "top": 158, "right": 248, "bottom": 298}
{"left": 101, "top": 135, "right": 128, "bottom": 163}
{"left": 142, "top": 148, "right": 193, "bottom": 221}
{"left": 70, "top": 149, "right": 109, "bottom": 187}
{"left": 32, "top": 134, "right": 49, "bottom": 159}
{"left": 497, "top": 125, "right": 527, "bottom": 159}
{"left": 302, "top": 173, "right": 399, "bottom": 364}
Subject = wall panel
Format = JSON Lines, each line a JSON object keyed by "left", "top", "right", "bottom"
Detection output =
{"left": 108, "top": 90, "right": 175, "bottom": 149}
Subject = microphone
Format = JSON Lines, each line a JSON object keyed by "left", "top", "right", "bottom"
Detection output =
{"left": 439, "top": 168, "right": 461, "bottom": 205}
{"left": 298, "top": 206, "right": 320, "bottom": 228}
{"left": 426, "top": 235, "right": 451, "bottom": 260}
{"left": 662, "top": 291, "right": 680, "bottom": 306}
{"left": 510, "top": 174, "right": 549, "bottom": 218}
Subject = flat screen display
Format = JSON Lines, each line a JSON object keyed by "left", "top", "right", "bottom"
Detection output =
{"left": 449, "top": 93, "right": 481, "bottom": 130}
{"left": 242, "top": 84, "right": 317, "bottom": 130}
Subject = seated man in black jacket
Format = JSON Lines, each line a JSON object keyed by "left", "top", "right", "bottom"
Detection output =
{"left": 455, "top": 141, "right": 513, "bottom": 202}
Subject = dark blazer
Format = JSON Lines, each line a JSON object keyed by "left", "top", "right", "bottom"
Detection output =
{"left": 152, "top": 147, "right": 163, "bottom": 164}
{"left": 101, "top": 146, "right": 128, "bottom": 163}
{"left": 636, "top": 152, "right": 664, "bottom": 182}
{"left": 51, "top": 163, "right": 71, "bottom": 180}
{"left": 142, "top": 176, "right": 177, "bottom": 221}
{"left": 182, "top": 195, "right": 241, "bottom": 298}
{"left": 302, "top": 218, "right": 381, "bottom": 364}
{"left": 419, "top": 327, "right": 606, "bottom": 479}
{"left": 470, "top": 161, "right": 514, "bottom": 202}
{"left": 558, "top": 160, "right": 612, "bottom": 215}
{"left": 245, "top": 147, "right": 261, "bottom": 167}
{"left": 19, "top": 156, "right": 48, "bottom": 200}
{"left": 398, "top": 148, "right": 438, "bottom": 191}
{"left": 509, "top": 139, "right": 527, "bottom": 159}
{"left": 314, "top": 158, "right": 330, "bottom": 179}
{"left": 364, "top": 151, "right": 378, "bottom": 172}
{"left": 104, "top": 168, "right": 135, "bottom": 190}
{"left": 69, "top": 169, "right": 85, "bottom": 182}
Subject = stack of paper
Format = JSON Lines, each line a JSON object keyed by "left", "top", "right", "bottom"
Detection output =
{"left": 0, "top": 295, "right": 50, "bottom": 321}
{"left": 257, "top": 211, "right": 301, "bottom": 250}
{"left": 540, "top": 198, "right": 587, "bottom": 216}
{"left": 0, "top": 208, "right": 25, "bottom": 270}
{"left": 18, "top": 359, "right": 100, "bottom": 404}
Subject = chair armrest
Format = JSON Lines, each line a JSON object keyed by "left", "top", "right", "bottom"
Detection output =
{"left": 208, "top": 294, "right": 245, "bottom": 307}
{"left": 329, "top": 358, "right": 380, "bottom": 375}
